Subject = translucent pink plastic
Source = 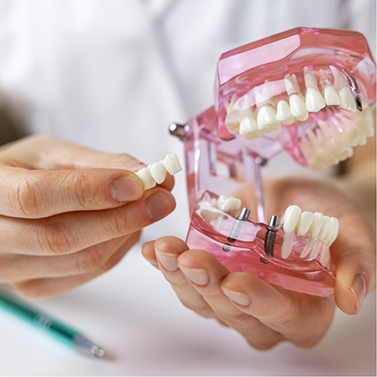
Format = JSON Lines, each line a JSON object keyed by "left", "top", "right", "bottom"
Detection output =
{"left": 171, "top": 27, "right": 376, "bottom": 297}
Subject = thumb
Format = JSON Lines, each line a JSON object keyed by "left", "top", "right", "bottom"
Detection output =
{"left": 333, "top": 215, "right": 376, "bottom": 315}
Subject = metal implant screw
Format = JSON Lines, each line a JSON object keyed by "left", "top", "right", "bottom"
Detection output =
{"left": 264, "top": 215, "right": 279, "bottom": 258}
{"left": 169, "top": 123, "right": 191, "bottom": 141}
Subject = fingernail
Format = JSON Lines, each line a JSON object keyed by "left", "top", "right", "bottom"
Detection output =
{"left": 179, "top": 266, "right": 209, "bottom": 285}
{"left": 351, "top": 273, "right": 366, "bottom": 313}
{"left": 221, "top": 287, "right": 251, "bottom": 306}
{"left": 155, "top": 249, "right": 178, "bottom": 271}
{"left": 145, "top": 191, "right": 176, "bottom": 221}
{"left": 111, "top": 176, "right": 143, "bottom": 202}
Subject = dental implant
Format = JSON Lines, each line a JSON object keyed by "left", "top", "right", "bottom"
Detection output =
{"left": 222, "top": 207, "right": 250, "bottom": 252}
{"left": 169, "top": 123, "right": 191, "bottom": 141}
{"left": 341, "top": 69, "right": 362, "bottom": 112}
{"left": 261, "top": 215, "right": 279, "bottom": 262}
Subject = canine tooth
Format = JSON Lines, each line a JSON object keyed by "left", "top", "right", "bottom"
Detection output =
{"left": 136, "top": 167, "right": 156, "bottom": 190}
{"left": 257, "top": 106, "right": 281, "bottom": 133}
{"left": 239, "top": 116, "right": 262, "bottom": 139}
{"left": 289, "top": 94, "right": 308, "bottom": 119}
{"left": 149, "top": 161, "right": 167, "bottom": 184}
{"left": 330, "top": 66, "right": 347, "bottom": 89}
{"left": 281, "top": 231, "right": 295, "bottom": 259}
{"left": 339, "top": 86, "right": 357, "bottom": 112}
{"left": 306, "top": 88, "right": 326, "bottom": 112}
{"left": 276, "top": 100, "right": 295, "bottom": 124}
{"left": 163, "top": 153, "right": 182, "bottom": 175}
{"left": 324, "top": 86, "right": 341, "bottom": 106}
{"left": 297, "top": 211, "right": 314, "bottom": 236}
{"left": 217, "top": 194, "right": 241, "bottom": 213}
{"left": 310, "top": 212, "right": 324, "bottom": 238}
{"left": 283, "top": 205, "right": 302, "bottom": 234}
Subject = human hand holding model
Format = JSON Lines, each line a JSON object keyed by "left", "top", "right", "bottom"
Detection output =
{"left": 142, "top": 162, "right": 376, "bottom": 349}
{"left": 0, "top": 135, "right": 177, "bottom": 298}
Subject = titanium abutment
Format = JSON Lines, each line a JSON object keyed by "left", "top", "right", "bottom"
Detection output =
{"left": 264, "top": 215, "right": 279, "bottom": 258}
{"left": 222, "top": 207, "right": 250, "bottom": 252}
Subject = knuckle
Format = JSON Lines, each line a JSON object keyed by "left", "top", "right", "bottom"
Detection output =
{"left": 75, "top": 247, "right": 105, "bottom": 273}
{"left": 111, "top": 209, "right": 130, "bottom": 237}
{"left": 35, "top": 219, "right": 74, "bottom": 255}
{"left": 181, "top": 302, "right": 214, "bottom": 318}
{"left": 9, "top": 174, "right": 39, "bottom": 217}
{"left": 218, "top": 312, "right": 251, "bottom": 328}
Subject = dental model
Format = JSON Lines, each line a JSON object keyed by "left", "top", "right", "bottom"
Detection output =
{"left": 169, "top": 27, "right": 375, "bottom": 296}
{"left": 135, "top": 153, "right": 182, "bottom": 190}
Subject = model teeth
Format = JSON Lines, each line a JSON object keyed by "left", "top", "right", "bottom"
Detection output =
{"left": 281, "top": 205, "right": 339, "bottom": 266}
{"left": 136, "top": 153, "right": 182, "bottom": 190}
{"left": 239, "top": 116, "right": 262, "bottom": 140}
{"left": 324, "top": 86, "right": 340, "bottom": 106}
{"left": 217, "top": 194, "right": 242, "bottom": 214}
{"left": 304, "top": 67, "right": 326, "bottom": 113}
{"left": 257, "top": 106, "right": 281, "bottom": 133}
{"left": 339, "top": 86, "right": 357, "bottom": 112}
{"left": 276, "top": 100, "right": 295, "bottom": 124}
{"left": 289, "top": 94, "right": 309, "bottom": 121}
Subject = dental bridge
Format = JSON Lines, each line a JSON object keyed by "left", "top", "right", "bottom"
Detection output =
{"left": 169, "top": 27, "right": 376, "bottom": 297}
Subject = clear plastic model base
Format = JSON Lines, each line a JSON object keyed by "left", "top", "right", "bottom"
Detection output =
{"left": 170, "top": 27, "right": 376, "bottom": 297}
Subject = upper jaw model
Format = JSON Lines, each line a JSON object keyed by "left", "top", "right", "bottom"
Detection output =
{"left": 169, "top": 27, "right": 376, "bottom": 297}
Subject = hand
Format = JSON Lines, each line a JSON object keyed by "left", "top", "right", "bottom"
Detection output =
{"left": 0, "top": 135, "right": 176, "bottom": 298}
{"left": 142, "top": 177, "right": 376, "bottom": 349}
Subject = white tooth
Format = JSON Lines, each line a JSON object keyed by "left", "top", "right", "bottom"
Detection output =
{"left": 319, "top": 69, "right": 331, "bottom": 87}
{"left": 310, "top": 212, "right": 324, "bottom": 238}
{"left": 281, "top": 231, "right": 295, "bottom": 259}
{"left": 276, "top": 100, "right": 295, "bottom": 124}
{"left": 324, "top": 86, "right": 341, "bottom": 106}
{"left": 310, "top": 239, "right": 323, "bottom": 259}
{"left": 289, "top": 94, "right": 308, "bottom": 120}
{"left": 257, "top": 106, "right": 281, "bottom": 133}
{"left": 136, "top": 167, "right": 156, "bottom": 190}
{"left": 149, "top": 161, "right": 167, "bottom": 184}
{"left": 225, "top": 107, "right": 253, "bottom": 134}
{"left": 358, "top": 107, "right": 374, "bottom": 137}
{"left": 320, "top": 245, "right": 330, "bottom": 266}
{"left": 163, "top": 153, "right": 182, "bottom": 175}
{"left": 318, "top": 216, "right": 332, "bottom": 241}
{"left": 295, "top": 112, "right": 309, "bottom": 121}
{"left": 217, "top": 195, "right": 241, "bottom": 213}
{"left": 239, "top": 116, "right": 262, "bottom": 139}
{"left": 297, "top": 211, "right": 314, "bottom": 236}
{"left": 224, "top": 94, "right": 238, "bottom": 113}
{"left": 322, "top": 247, "right": 331, "bottom": 269}
{"left": 339, "top": 86, "right": 356, "bottom": 112}
{"left": 306, "top": 88, "right": 326, "bottom": 112}
{"left": 330, "top": 66, "right": 347, "bottom": 89}
{"left": 326, "top": 217, "right": 339, "bottom": 246}
{"left": 283, "top": 205, "right": 302, "bottom": 234}
{"left": 300, "top": 236, "right": 316, "bottom": 258}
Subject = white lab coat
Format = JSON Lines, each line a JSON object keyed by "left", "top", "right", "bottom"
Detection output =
{"left": 0, "top": 0, "right": 375, "bottom": 240}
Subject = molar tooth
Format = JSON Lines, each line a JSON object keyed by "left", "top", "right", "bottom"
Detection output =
{"left": 149, "top": 161, "right": 167, "bottom": 184}
{"left": 163, "top": 153, "right": 182, "bottom": 175}
{"left": 239, "top": 116, "right": 262, "bottom": 140}
{"left": 257, "top": 106, "right": 281, "bottom": 133}
{"left": 339, "top": 86, "right": 357, "bottom": 112}
{"left": 324, "top": 86, "right": 341, "bottom": 106}
{"left": 136, "top": 167, "right": 156, "bottom": 190}
{"left": 217, "top": 194, "right": 241, "bottom": 213}
{"left": 289, "top": 94, "right": 308, "bottom": 120}
{"left": 306, "top": 88, "right": 326, "bottom": 112}
{"left": 276, "top": 100, "right": 295, "bottom": 124}
{"left": 283, "top": 205, "right": 302, "bottom": 234}
{"left": 297, "top": 211, "right": 314, "bottom": 236}
{"left": 281, "top": 231, "right": 295, "bottom": 259}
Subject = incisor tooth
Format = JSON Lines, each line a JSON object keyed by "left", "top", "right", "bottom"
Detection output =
{"left": 149, "top": 162, "right": 167, "bottom": 184}
{"left": 239, "top": 116, "right": 262, "bottom": 140}
{"left": 304, "top": 67, "right": 318, "bottom": 89}
{"left": 217, "top": 194, "right": 241, "bottom": 213}
{"left": 325, "top": 217, "right": 339, "bottom": 245}
{"left": 306, "top": 88, "right": 326, "bottom": 112}
{"left": 283, "top": 205, "right": 302, "bottom": 234}
{"left": 339, "top": 86, "right": 356, "bottom": 112}
{"left": 257, "top": 106, "right": 281, "bottom": 133}
{"left": 300, "top": 237, "right": 316, "bottom": 258}
{"left": 310, "top": 212, "right": 324, "bottom": 238}
{"left": 318, "top": 216, "right": 332, "bottom": 241}
{"left": 289, "top": 94, "right": 308, "bottom": 120}
{"left": 324, "top": 86, "right": 340, "bottom": 106}
{"left": 297, "top": 211, "right": 314, "bottom": 236}
{"left": 281, "top": 231, "right": 295, "bottom": 259}
{"left": 136, "top": 167, "right": 156, "bottom": 190}
{"left": 163, "top": 153, "right": 182, "bottom": 175}
{"left": 276, "top": 100, "right": 295, "bottom": 125}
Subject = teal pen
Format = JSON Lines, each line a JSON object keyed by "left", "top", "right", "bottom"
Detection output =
{"left": 0, "top": 291, "right": 105, "bottom": 358}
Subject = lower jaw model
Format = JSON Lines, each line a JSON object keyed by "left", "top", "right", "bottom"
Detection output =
{"left": 169, "top": 27, "right": 376, "bottom": 297}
